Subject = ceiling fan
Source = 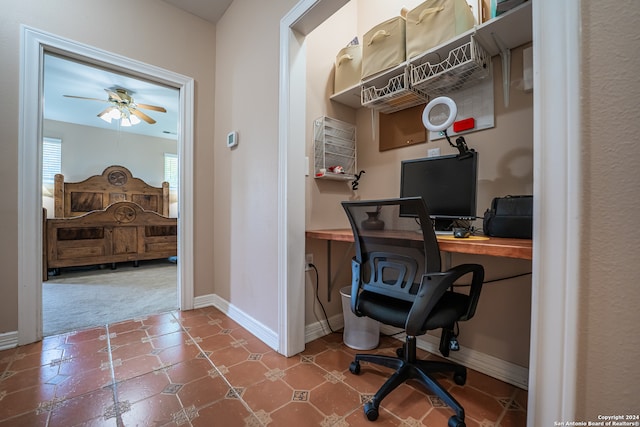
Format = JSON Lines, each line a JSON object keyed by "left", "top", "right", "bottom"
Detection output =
{"left": 64, "top": 88, "right": 166, "bottom": 126}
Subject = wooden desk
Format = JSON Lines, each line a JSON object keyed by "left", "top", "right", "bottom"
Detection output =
{"left": 306, "top": 229, "right": 532, "bottom": 300}
{"left": 306, "top": 229, "right": 532, "bottom": 260}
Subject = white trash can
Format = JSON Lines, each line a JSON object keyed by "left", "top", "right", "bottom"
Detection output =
{"left": 340, "top": 286, "right": 380, "bottom": 350}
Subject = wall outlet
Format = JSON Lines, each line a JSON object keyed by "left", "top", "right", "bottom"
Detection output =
{"left": 305, "top": 253, "right": 313, "bottom": 271}
{"left": 428, "top": 147, "right": 441, "bottom": 157}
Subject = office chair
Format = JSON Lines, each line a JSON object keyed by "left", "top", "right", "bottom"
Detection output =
{"left": 341, "top": 197, "right": 484, "bottom": 427}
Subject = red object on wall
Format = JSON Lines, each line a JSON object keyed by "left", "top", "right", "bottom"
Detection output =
{"left": 453, "top": 118, "right": 475, "bottom": 133}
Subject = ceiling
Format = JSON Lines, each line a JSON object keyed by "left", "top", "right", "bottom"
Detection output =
{"left": 44, "top": 53, "right": 180, "bottom": 140}
{"left": 161, "top": 0, "right": 233, "bottom": 24}
{"left": 43, "top": 1, "right": 233, "bottom": 140}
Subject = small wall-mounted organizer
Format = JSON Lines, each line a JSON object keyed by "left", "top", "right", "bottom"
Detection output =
{"left": 313, "top": 116, "right": 356, "bottom": 181}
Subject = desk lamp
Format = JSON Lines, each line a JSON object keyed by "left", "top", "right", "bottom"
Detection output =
{"left": 422, "top": 96, "right": 474, "bottom": 158}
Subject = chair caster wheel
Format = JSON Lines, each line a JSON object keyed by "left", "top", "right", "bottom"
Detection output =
{"left": 364, "top": 401, "right": 379, "bottom": 421}
{"left": 349, "top": 361, "right": 361, "bottom": 375}
{"left": 453, "top": 368, "right": 467, "bottom": 385}
{"left": 448, "top": 415, "right": 465, "bottom": 427}
{"left": 396, "top": 347, "right": 404, "bottom": 358}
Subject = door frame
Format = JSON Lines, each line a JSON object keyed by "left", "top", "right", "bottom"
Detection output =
{"left": 18, "top": 26, "right": 195, "bottom": 344}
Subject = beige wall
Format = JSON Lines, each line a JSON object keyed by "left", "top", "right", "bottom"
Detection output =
{"left": 304, "top": 1, "right": 533, "bottom": 368}
{"left": 577, "top": 0, "right": 640, "bottom": 418}
{"left": 0, "top": 0, "right": 216, "bottom": 333}
{"left": 213, "top": 0, "right": 299, "bottom": 332}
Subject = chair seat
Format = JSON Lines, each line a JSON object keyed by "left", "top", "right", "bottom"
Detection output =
{"left": 357, "top": 290, "right": 469, "bottom": 333}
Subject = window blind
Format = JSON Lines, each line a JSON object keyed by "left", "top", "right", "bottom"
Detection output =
{"left": 43, "top": 137, "right": 62, "bottom": 184}
{"left": 164, "top": 153, "right": 178, "bottom": 189}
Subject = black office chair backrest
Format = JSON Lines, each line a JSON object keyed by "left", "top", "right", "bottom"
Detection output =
{"left": 341, "top": 197, "right": 441, "bottom": 304}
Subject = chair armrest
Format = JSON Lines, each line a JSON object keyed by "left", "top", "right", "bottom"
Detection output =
{"left": 405, "top": 264, "right": 484, "bottom": 336}
{"left": 350, "top": 258, "right": 362, "bottom": 316}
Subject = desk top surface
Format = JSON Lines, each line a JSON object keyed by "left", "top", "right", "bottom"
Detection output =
{"left": 306, "top": 228, "right": 532, "bottom": 260}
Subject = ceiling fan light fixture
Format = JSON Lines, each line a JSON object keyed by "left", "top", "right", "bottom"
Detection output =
{"left": 129, "top": 114, "right": 141, "bottom": 125}
{"left": 68, "top": 88, "right": 166, "bottom": 128}
{"left": 98, "top": 106, "right": 117, "bottom": 123}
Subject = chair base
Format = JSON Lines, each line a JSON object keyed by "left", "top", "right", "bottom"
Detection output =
{"left": 349, "top": 336, "right": 467, "bottom": 426}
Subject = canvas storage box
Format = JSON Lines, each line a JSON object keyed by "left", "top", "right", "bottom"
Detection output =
{"left": 361, "top": 16, "right": 406, "bottom": 80}
{"left": 334, "top": 44, "right": 362, "bottom": 94}
{"left": 406, "top": 0, "right": 475, "bottom": 59}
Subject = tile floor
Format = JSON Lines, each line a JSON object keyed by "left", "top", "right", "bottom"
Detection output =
{"left": 0, "top": 307, "right": 527, "bottom": 426}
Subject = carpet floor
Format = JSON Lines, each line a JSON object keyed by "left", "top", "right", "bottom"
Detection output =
{"left": 42, "top": 259, "right": 178, "bottom": 336}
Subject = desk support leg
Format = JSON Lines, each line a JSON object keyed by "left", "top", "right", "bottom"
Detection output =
{"left": 326, "top": 241, "right": 354, "bottom": 303}
{"left": 442, "top": 251, "right": 452, "bottom": 272}
{"left": 327, "top": 240, "right": 332, "bottom": 302}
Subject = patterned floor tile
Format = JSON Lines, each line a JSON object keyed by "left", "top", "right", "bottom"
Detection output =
{"left": 0, "top": 309, "right": 528, "bottom": 427}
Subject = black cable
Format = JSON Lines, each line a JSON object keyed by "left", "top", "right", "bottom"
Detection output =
{"left": 452, "top": 271, "right": 532, "bottom": 287}
{"left": 483, "top": 271, "right": 532, "bottom": 284}
{"left": 309, "top": 263, "right": 336, "bottom": 334}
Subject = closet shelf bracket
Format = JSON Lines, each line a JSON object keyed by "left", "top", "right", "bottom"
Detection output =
{"left": 492, "top": 32, "right": 511, "bottom": 108}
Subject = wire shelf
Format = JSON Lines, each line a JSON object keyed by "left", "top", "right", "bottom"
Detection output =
{"left": 313, "top": 117, "right": 356, "bottom": 180}
{"left": 410, "top": 36, "right": 491, "bottom": 96}
{"left": 361, "top": 70, "right": 429, "bottom": 114}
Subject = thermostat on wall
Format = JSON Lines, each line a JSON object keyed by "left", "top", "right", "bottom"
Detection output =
{"left": 227, "top": 131, "right": 238, "bottom": 148}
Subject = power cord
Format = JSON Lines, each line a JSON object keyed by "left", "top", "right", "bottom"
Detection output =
{"left": 451, "top": 271, "right": 532, "bottom": 288}
{"left": 308, "top": 263, "right": 336, "bottom": 334}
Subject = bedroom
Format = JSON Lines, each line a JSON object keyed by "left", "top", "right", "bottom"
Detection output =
{"left": 41, "top": 52, "right": 180, "bottom": 335}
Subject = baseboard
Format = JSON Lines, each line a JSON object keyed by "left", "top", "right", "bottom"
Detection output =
{"left": 193, "top": 294, "right": 217, "bottom": 309}
{"left": 380, "top": 325, "right": 529, "bottom": 390}
{"left": 0, "top": 331, "right": 18, "bottom": 351}
{"left": 193, "top": 293, "right": 279, "bottom": 352}
{"left": 192, "top": 296, "right": 528, "bottom": 389}
{"left": 304, "top": 314, "right": 344, "bottom": 343}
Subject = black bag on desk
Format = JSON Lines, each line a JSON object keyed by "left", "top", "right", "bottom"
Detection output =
{"left": 483, "top": 195, "right": 533, "bottom": 239}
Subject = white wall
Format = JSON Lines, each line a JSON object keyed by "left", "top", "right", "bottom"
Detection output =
{"left": 42, "top": 120, "right": 178, "bottom": 218}
{"left": 44, "top": 120, "right": 177, "bottom": 185}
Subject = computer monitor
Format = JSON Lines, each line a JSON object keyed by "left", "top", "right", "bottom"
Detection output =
{"left": 400, "top": 152, "right": 478, "bottom": 231}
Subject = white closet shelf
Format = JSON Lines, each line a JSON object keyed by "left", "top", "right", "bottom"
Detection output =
{"left": 330, "top": 1, "right": 532, "bottom": 110}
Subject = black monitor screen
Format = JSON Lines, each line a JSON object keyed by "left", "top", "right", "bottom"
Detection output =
{"left": 400, "top": 152, "right": 478, "bottom": 226}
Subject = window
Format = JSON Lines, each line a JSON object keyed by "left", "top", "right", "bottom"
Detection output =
{"left": 164, "top": 153, "right": 178, "bottom": 189}
{"left": 43, "top": 137, "right": 62, "bottom": 183}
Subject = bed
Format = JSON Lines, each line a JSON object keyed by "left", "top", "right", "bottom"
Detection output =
{"left": 43, "top": 165, "right": 177, "bottom": 280}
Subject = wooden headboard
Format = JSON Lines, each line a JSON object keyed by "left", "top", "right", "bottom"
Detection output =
{"left": 54, "top": 165, "right": 170, "bottom": 218}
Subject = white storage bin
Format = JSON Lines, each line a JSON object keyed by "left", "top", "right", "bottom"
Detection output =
{"left": 405, "top": 0, "right": 475, "bottom": 60}
{"left": 334, "top": 44, "right": 362, "bottom": 94}
{"left": 340, "top": 286, "right": 380, "bottom": 350}
{"left": 361, "top": 16, "right": 406, "bottom": 79}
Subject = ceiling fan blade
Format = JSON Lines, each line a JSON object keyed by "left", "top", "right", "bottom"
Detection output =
{"left": 63, "top": 95, "right": 105, "bottom": 102}
{"left": 131, "top": 108, "right": 156, "bottom": 124}
{"left": 98, "top": 107, "right": 113, "bottom": 118}
{"left": 136, "top": 103, "right": 167, "bottom": 113}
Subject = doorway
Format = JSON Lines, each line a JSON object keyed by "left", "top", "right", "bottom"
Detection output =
{"left": 41, "top": 52, "right": 180, "bottom": 336}
{"left": 18, "top": 26, "right": 195, "bottom": 344}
